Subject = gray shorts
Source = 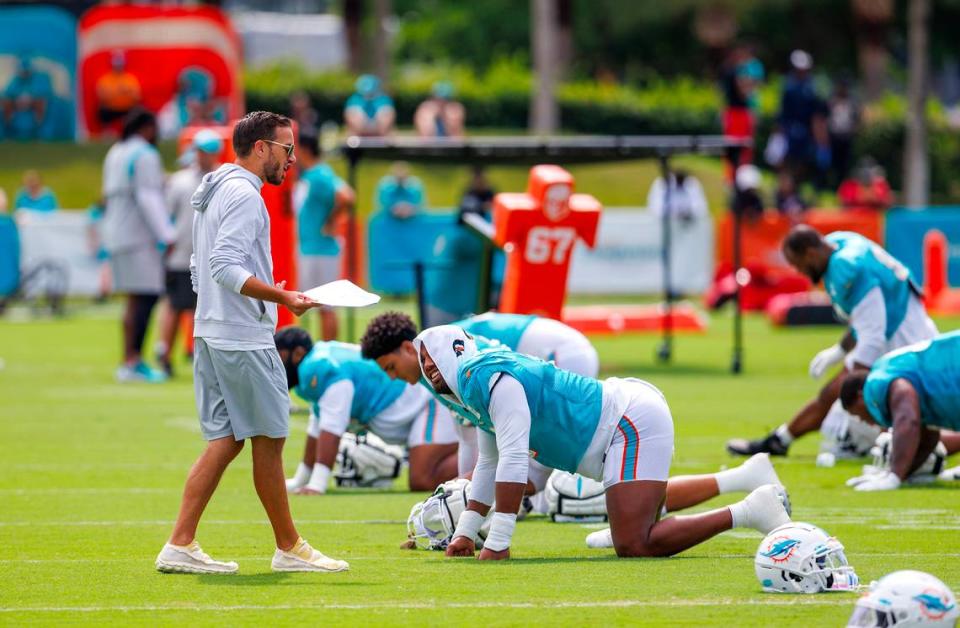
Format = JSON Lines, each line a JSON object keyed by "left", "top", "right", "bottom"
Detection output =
{"left": 297, "top": 253, "right": 341, "bottom": 308}
{"left": 193, "top": 338, "right": 290, "bottom": 441}
{"left": 110, "top": 246, "right": 164, "bottom": 295}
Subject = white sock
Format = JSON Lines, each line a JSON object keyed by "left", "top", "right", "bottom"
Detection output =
{"left": 290, "top": 462, "right": 311, "bottom": 486}
{"left": 715, "top": 463, "right": 750, "bottom": 494}
{"left": 305, "top": 463, "right": 331, "bottom": 492}
{"left": 775, "top": 424, "right": 794, "bottom": 445}
{"left": 728, "top": 500, "right": 748, "bottom": 528}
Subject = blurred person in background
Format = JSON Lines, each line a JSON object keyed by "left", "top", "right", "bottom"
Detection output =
{"left": 155, "top": 130, "right": 223, "bottom": 377}
{"left": 86, "top": 198, "right": 112, "bottom": 303}
{"left": 159, "top": 67, "right": 224, "bottom": 140}
{"left": 719, "top": 44, "right": 763, "bottom": 179}
{"left": 294, "top": 129, "right": 355, "bottom": 341}
{"left": 827, "top": 78, "right": 859, "bottom": 187}
{"left": 414, "top": 81, "right": 465, "bottom": 138}
{"left": 838, "top": 157, "right": 893, "bottom": 211}
{"left": 14, "top": 170, "right": 58, "bottom": 212}
{"left": 774, "top": 171, "right": 808, "bottom": 222}
{"left": 646, "top": 169, "right": 708, "bottom": 222}
{"left": 289, "top": 91, "right": 319, "bottom": 135}
{"left": 731, "top": 164, "right": 765, "bottom": 223}
{"left": 344, "top": 74, "right": 395, "bottom": 137}
{"left": 96, "top": 50, "right": 141, "bottom": 136}
{"left": 776, "top": 50, "right": 830, "bottom": 190}
{"left": 2, "top": 54, "right": 51, "bottom": 140}
{"left": 423, "top": 167, "right": 499, "bottom": 326}
{"left": 101, "top": 108, "right": 175, "bottom": 383}
{"left": 376, "top": 161, "right": 424, "bottom": 220}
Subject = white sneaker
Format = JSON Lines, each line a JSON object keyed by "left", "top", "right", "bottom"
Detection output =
{"left": 735, "top": 484, "right": 792, "bottom": 534}
{"left": 939, "top": 465, "right": 960, "bottom": 481}
{"left": 585, "top": 527, "right": 613, "bottom": 549}
{"left": 739, "top": 453, "right": 783, "bottom": 491}
{"left": 271, "top": 537, "right": 349, "bottom": 573}
{"left": 155, "top": 541, "right": 238, "bottom": 574}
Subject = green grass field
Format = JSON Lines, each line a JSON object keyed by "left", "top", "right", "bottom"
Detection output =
{"left": 1, "top": 303, "right": 959, "bottom": 626}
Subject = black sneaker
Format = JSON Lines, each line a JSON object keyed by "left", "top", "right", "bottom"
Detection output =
{"left": 726, "top": 432, "right": 789, "bottom": 457}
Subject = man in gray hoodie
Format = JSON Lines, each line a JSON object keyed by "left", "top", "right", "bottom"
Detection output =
{"left": 155, "top": 111, "right": 349, "bottom": 575}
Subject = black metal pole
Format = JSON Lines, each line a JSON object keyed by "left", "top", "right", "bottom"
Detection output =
{"left": 731, "top": 197, "right": 743, "bottom": 374}
{"left": 345, "top": 147, "right": 360, "bottom": 342}
{"left": 656, "top": 153, "right": 673, "bottom": 363}
{"left": 413, "top": 261, "right": 427, "bottom": 329}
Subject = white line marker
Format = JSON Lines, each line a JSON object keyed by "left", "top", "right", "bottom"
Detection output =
{"left": 0, "top": 598, "right": 857, "bottom": 613}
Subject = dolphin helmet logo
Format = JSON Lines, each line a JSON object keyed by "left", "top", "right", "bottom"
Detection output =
{"left": 760, "top": 538, "right": 801, "bottom": 563}
{"left": 452, "top": 339, "right": 465, "bottom": 357}
{"left": 915, "top": 591, "right": 956, "bottom": 620}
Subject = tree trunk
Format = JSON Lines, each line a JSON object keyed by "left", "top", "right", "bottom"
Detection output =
{"left": 530, "top": 0, "right": 559, "bottom": 133}
{"left": 556, "top": 0, "right": 573, "bottom": 79}
{"left": 903, "top": 0, "right": 930, "bottom": 207}
{"left": 851, "top": 0, "right": 893, "bottom": 102}
{"left": 344, "top": 0, "right": 364, "bottom": 74}
{"left": 372, "top": 0, "right": 391, "bottom": 84}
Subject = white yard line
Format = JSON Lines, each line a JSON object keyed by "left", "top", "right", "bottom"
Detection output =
{"left": 0, "top": 598, "right": 857, "bottom": 613}
{"left": 0, "top": 551, "right": 955, "bottom": 564}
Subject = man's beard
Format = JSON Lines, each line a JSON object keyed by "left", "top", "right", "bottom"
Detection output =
{"left": 265, "top": 156, "right": 285, "bottom": 185}
{"left": 808, "top": 266, "right": 825, "bottom": 284}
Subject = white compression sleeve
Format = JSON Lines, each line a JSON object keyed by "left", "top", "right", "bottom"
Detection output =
{"left": 470, "top": 428, "right": 499, "bottom": 507}
{"left": 487, "top": 375, "right": 532, "bottom": 487}
{"left": 317, "top": 380, "right": 355, "bottom": 437}
{"left": 846, "top": 287, "right": 887, "bottom": 368}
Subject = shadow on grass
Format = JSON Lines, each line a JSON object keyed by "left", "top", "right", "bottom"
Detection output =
{"left": 194, "top": 573, "right": 372, "bottom": 587}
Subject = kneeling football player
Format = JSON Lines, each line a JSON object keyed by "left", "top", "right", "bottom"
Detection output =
{"left": 276, "top": 327, "right": 460, "bottom": 493}
{"left": 840, "top": 331, "right": 960, "bottom": 491}
{"left": 416, "top": 325, "right": 793, "bottom": 560}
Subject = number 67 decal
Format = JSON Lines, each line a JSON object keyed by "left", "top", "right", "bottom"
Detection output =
{"left": 524, "top": 226, "right": 577, "bottom": 265}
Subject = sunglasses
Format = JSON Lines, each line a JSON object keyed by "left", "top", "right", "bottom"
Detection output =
{"left": 262, "top": 139, "right": 295, "bottom": 158}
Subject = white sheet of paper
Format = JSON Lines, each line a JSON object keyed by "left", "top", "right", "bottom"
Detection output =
{"left": 303, "top": 280, "right": 381, "bottom": 307}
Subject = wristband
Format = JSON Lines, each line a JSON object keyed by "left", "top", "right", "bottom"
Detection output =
{"left": 482, "top": 512, "right": 517, "bottom": 552}
{"left": 305, "top": 463, "right": 331, "bottom": 492}
{"left": 453, "top": 509, "right": 484, "bottom": 542}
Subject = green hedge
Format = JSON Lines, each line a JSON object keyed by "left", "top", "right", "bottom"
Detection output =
{"left": 245, "top": 61, "right": 960, "bottom": 199}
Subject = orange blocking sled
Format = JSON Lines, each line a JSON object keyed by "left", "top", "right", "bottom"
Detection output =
{"left": 562, "top": 303, "right": 707, "bottom": 335}
{"left": 492, "top": 165, "right": 601, "bottom": 320}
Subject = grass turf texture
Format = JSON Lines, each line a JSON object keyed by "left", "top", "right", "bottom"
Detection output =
{"left": 2, "top": 302, "right": 959, "bottom": 626}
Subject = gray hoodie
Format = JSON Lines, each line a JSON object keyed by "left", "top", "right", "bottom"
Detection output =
{"left": 190, "top": 163, "right": 277, "bottom": 349}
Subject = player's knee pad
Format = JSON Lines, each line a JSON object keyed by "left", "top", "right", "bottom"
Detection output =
{"left": 334, "top": 432, "right": 405, "bottom": 488}
{"left": 544, "top": 470, "right": 607, "bottom": 523}
{"left": 866, "top": 431, "right": 947, "bottom": 483}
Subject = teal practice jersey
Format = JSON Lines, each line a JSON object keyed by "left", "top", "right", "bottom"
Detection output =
{"left": 863, "top": 331, "right": 960, "bottom": 431}
{"left": 295, "top": 342, "right": 406, "bottom": 425}
{"left": 456, "top": 348, "right": 603, "bottom": 473}
{"left": 823, "top": 231, "right": 920, "bottom": 339}
{"left": 454, "top": 313, "right": 537, "bottom": 351}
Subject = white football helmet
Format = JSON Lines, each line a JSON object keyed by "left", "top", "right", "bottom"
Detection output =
{"left": 848, "top": 570, "right": 958, "bottom": 627}
{"left": 544, "top": 471, "right": 608, "bottom": 522}
{"left": 407, "top": 478, "right": 472, "bottom": 550}
{"left": 864, "top": 432, "right": 947, "bottom": 484}
{"left": 755, "top": 522, "right": 859, "bottom": 593}
{"left": 334, "top": 432, "right": 405, "bottom": 488}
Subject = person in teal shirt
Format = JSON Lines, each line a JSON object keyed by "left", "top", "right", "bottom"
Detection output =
{"left": 841, "top": 331, "right": 960, "bottom": 491}
{"left": 294, "top": 131, "right": 355, "bottom": 341}
{"left": 14, "top": 170, "right": 58, "bottom": 212}
{"left": 414, "top": 324, "right": 793, "bottom": 561}
{"left": 2, "top": 56, "right": 52, "bottom": 141}
{"left": 275, "top": 327, "right": 461, "bottom": 495}
{"left": 344, "top": 74, "right": 395, "bottom": 136}
{"left": 376, "top": 161, "right": 424, "bottom": 219}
